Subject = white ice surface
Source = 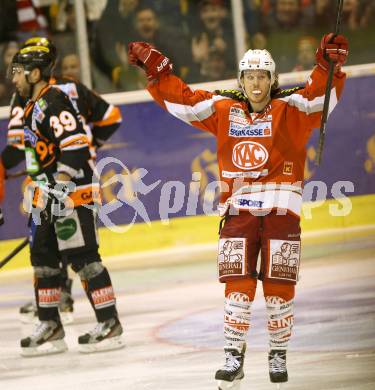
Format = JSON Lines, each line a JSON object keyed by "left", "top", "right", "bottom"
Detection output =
{"left": 0, "top": 241, "right": 374, "bottom": 390}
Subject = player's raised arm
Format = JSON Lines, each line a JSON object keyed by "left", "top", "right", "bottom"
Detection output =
{"left": 128, "top": 41, "right": 229, "bottom": 136}
{"left": 282, "top": 33, "right": 348, "bottom": 132}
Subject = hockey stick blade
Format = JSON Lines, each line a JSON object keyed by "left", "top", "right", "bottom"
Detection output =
{"left": 315, "top": 0, "right": 344, "bottom": 166}
{"left": 0, "top": 237, "right": 29, "bottom": 269}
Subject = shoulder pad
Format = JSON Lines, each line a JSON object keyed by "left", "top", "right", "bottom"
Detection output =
{"left": 215, "top": 89, "right": 247, "bottom": 102}
{"left": 56, "top": 75, "right": 79, "bottom": 84}
{"left": 274, "top": 86, "right": 303, "bottom": 98}
{"left": 10, "top": 92, "right": 26, "bottom": 108}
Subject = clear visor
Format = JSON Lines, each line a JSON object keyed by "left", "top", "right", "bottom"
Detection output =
{"left": 6, "top": 63, "right": 29, "bottom": 80}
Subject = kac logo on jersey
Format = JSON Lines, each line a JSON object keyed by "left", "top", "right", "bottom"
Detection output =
{"left": 232, "top": 141, "right": 268, "bottom": 170}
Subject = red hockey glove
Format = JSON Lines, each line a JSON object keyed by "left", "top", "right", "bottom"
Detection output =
{"left": 0, "top": 158, "right": 5, "bottom": 203}
{"left": 128, "top": 42, "right": 172, "bottom": 81}
{"left": 316, "top": 33, "right": 349, "bottom": 72}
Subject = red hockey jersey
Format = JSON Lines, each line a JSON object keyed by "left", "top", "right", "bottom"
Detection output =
{"left": 148, "top": 66, "right": 346, "bottom": 218}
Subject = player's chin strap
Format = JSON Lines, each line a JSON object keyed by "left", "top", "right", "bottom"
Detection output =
{"left": 25, "top": 70, "right": 41, "bottom": 100}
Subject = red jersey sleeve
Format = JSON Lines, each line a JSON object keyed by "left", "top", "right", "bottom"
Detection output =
{"left": 278, "top": 66, "right": 346, "bottom": 144}
{"left": 147, "top": 74, "right": 228, "bottom": 136}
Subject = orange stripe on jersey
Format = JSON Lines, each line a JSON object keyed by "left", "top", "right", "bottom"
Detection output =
{"left": 60, "top": 134, "right": 89, "bottom": 150}
{"left": 69, "top": 185, "right": 101, "bottom": 207}
{"left": 31, "top": 184, "right": 101, "bottom": 209}
{"left": 92, "top": 106, "right": 122, "bottom": 127}
{"left": 24, "top": 84, "right": 51, "bottom": 117}
{"left": 7, "top": 130, "right": 24, "bottom": 148}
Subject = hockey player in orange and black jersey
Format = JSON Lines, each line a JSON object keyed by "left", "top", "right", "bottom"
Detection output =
{"left": 4, "top": 74, "right": 121, "bottom": 163}
{"left": 7, "top": 44, "right": 124, "bottom": 356}
{"left": 0, "top": 37, "right": 122, "bottom": 325}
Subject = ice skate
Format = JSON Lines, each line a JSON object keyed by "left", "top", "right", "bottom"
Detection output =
{"left": 215, "top": 345, "right": 246, "bottom": 390}
{"left": 19, "top": 301, "right": 38, "bottom": 324}
{"left": 269, "top": 349, "right": 288, "bottom": 388}
{"left": 78, "top": 317, "right": 124, "bottom": 353}
{"left": 20, "top": 320, "right": 67, "bottom": 357}
{"left": 59, "top": 290, "right": 74, "bottom": 325}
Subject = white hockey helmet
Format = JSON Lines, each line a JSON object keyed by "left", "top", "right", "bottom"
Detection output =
{"left": 238, "top": 49, "right": 276, "bottom": 85}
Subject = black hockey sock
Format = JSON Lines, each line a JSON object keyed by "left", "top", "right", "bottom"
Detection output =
{"left": 84, "top": 268, "right": 118, "bottom": 322}
{"left": 35, "top": 274, "right": 62, "bottom": 322}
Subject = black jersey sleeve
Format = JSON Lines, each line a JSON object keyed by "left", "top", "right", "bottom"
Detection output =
{"left": 77, "top": 82, "right": 122, "bottom": 145}
{"left": 1, "top": 144, "right": 24, "bottom": 170}
{"left": 1, "top": 92, "right": 26, "bottom": 170}
{"left": 6, "top": 92, "right": 26, "bottom": 151}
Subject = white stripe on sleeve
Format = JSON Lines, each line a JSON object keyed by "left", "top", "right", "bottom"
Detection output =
{"left": 279, "top": 87, "right": 338, "bottom": 115}
{"left": 164, "top": 95, "right": 228, "bottom": 125}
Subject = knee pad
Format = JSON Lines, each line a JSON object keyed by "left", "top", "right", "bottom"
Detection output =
{"left": 266, "top": 296, "right": 294, "bottom": 350}
{"left": 34, "top": 266, "right": 61, "bottom": 278}
{"left": 70, "top": 249, "right": 102, "bottom": 274}
{"left": 76, "top": 261, "right": 104, "bottom": 281}
{"left": 263, "top": 281, "right": 295, "bottom": 302}
{"left": 225, "top": 278, "right": 257, "bottom": 301}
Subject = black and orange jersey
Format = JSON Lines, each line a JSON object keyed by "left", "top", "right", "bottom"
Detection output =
{"left": 51, "top": 77, "right": 122, "bottom": 151}
{"left": 1, "top": 77, "right": 122, "bottom": 170}
{"left": 23, "top": 85, "right": 98, "bottom": 207}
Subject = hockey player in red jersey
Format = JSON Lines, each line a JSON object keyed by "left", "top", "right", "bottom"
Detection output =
{"left": 0, "top": 37, "right": 122, "bottom": 325}
{"left": 7, "top": 44, "right": 124, "bottom": 356}
{"left": 128, "top": 33, "right": 348, "bottom": 388}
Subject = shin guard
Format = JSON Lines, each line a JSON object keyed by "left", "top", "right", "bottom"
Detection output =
{"left": 82, "top": 267, "right": 117, "bottom": 322}
{"left": 34, "top": 272, "right": 61, "bottom": 322}
{"left": 224, "top": 292, "right": 252, "bottom": 351}
{"left": 266, "top": 296, "right": 294, "bottom": 350}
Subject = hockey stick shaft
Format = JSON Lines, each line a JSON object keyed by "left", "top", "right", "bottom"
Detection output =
{"left": 0, "top": 169, "right": 28, "bottom": 267}
{"left": 315, "top": 0, "right": 344, "bottom": 166}
{"left": 6, "top": 170, "right": 27, "bottom": 179}
{"left": 0, "top": 237, "right": 29, "bottom": 269}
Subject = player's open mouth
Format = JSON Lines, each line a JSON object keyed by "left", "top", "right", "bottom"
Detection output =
{"left": 252, "top": 90, "right": 262, "bottom": 95}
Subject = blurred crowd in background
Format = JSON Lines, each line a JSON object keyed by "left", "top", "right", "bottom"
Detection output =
{"left": 1, "top": 0, "right": 375, "bottom": 105}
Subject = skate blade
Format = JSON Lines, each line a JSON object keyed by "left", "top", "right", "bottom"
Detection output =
{"left": 79, "top": 336, "right": 125, "bottom": 354}
{"left": 60, "top": 312, "right": 74, "bottom": 325}
{"left": 217, "top": 378, "right": 242, "bottom": 390}
{"left": 275, "top": 384, "right": 286, "bottom": 389}
{"left": 21, "top": 339, "right": 68, "bottom": 357}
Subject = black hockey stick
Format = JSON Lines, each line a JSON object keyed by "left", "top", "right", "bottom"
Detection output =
{"left": 6, "top": 170, "right": 27, "bottom": 179}
{"left": 315, "top": 0, "right": 344, "bottom": 166}
{"left": 0, "top": 237, "right": 29, "bottom": 270}
{"left": 0, "top": 169, "right": 29, "bottom": 268}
